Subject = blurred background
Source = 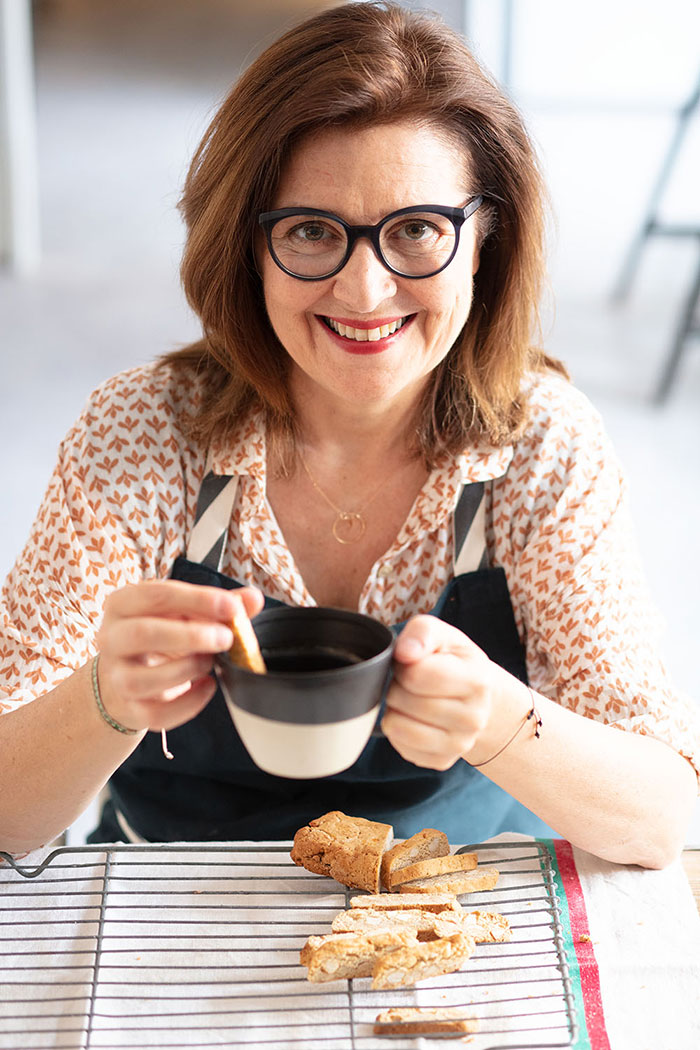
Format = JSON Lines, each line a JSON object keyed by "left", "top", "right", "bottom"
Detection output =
{"left": 1, "top": 0, "right": 699, "bottom": 840}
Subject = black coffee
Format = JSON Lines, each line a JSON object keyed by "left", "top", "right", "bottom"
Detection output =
{"left": 263, "top": 645, "right": 363, "bottom": 673}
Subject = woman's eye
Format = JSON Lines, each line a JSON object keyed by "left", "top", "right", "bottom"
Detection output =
{"left": 388, "top": 219, "right": 442, "bottom": 246}
{"left": 287, "top": 221, "right": 337, "bottom": 245}
{"left": 296, "top": 223, "right": 326, "bottom": 242}
{"left": 402, "top": 221, "right": 432, "bottom": 240}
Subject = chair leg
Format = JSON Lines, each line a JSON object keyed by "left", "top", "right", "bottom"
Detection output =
{"left": 611, "top": 72, "right": 700, "bottom": 304}
{"left": 654, "top": 249, "right": 700, "bottom": 403}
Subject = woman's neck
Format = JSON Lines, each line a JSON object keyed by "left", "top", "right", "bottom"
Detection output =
{"left": 289, "top": 376, "right": 424, "bottom": 469}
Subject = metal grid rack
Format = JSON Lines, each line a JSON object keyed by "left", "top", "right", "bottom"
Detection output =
{"left": 0, "top": 840, "right": 577, "bottom": 1050}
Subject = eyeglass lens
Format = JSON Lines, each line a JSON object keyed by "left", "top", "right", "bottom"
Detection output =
{"left": 268, "top": 210, "right": 459, "bottom": 278}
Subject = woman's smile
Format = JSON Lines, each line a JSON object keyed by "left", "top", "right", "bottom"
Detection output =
{"left": 318, "top": 314, "right": 415, "bottom": 354}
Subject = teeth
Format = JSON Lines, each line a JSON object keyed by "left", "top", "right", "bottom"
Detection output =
{"left": 327, "top": 317, "right": 406, "bottom": 341}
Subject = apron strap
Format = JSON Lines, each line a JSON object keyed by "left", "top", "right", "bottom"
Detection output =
{"left": 186, "top": 470, "right": 485, "bottom": 577}
{"left": 453, "top": 481, "right": 487, "bottom": 575}
{"left": 186, "top": 471, "right": 239, "bottom": 572}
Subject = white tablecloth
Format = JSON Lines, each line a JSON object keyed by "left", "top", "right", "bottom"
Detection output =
{"left": 1, "top": 835, "right": 699, "bottom": 1050}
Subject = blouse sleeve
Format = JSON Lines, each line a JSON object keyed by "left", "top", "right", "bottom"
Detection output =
{"left": 494, "top": 375, "right": 700, "bottom": 785}
{"left": 0, "top": 367, "right": 193, "bottom": 710}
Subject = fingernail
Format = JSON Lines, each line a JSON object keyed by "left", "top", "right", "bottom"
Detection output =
{"left": 399, "top": 638, "right": 424, "bottom": 660}
{"left": 214, "top": 627, "right": 233, "bottom": 650}
{"left": 218, "top": 592, "right": 237, "bottom": 616}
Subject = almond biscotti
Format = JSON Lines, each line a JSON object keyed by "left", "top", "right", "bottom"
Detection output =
{"left": 349, "top": 892, "right": 463, "bottom": 914}
{"left": 228, "top": 604, "right": 266, "bottom": 673}
{"left": 374, "top": 1006, "right": 480, "bottom": 1036}
{"left": 398, "top": 865, "right": 500, "bottom": 896}
{"left": 385, "top": 850, "right": 478, "bottom": 890}
{"left": 290, "top": 811, "right": 393, "bottom": 893}
{"left": 371, "top": 932, "right": 476, "bottom": 990}
{"left": 333, "top": 905, "right": 511, "bottom": 943}
{"left": 380, "top": 828, "right": 449, "bottom": 890}
{"left": 462, "top": 909, "right": 512, "bottom": 943}
{"left": 331, "top": 907, "right": 465, "bottom": 939}
{"left": 300, "top": 929, "right": 417, "bottom": 982}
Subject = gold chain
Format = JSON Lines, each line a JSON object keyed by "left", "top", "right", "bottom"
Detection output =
{"left": 299, "top": 452, "right": 389, "bottom": 545}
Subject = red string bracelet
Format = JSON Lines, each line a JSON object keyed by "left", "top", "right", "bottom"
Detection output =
{"left": 469, "top": 687, "right": 542, "bottom": 768}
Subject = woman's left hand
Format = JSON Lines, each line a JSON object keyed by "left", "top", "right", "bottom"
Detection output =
{"left": 382, "top": 615, "right": 504, "bottom": 770}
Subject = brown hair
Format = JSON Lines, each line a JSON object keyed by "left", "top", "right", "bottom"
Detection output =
{"left": 164, "top": 1, "right": 564, "bottom": 462}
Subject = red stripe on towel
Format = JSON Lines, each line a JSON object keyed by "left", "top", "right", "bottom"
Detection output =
{"left": 554, "top": 839, "right": 611, "bottom": 1049}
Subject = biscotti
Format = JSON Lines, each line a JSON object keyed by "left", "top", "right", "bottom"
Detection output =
{"left": 371, "top": 932, "right": 476, "bottom": 990}
{"left": 290, "top": 811, "right": 393, "bottom": 893}
{"left": 332, "top": 907, "right": 465, "bottom": 939}
{"left": 462, "top": 909, "right": 512, "bottom": 943}
{"left": 332, "top": 905, "right": 511, "bottom": 943}
{"left": 291, "top": 813, "right": 511, "bottom": 1015}
{"left": 380, "top": 828, "right": 449, "bottom": 890}
{"left": 349, "top": 892, "right": 463, "bottom": 914}
{"left": 301, "top": 930, "right": 417, "bottom": 982}
{"left": 228, "top": 604, "right": 266, "bottom": 673}
{"left": 385, "top": 850, "right": 478, "bottom": 890}
{"left": 374, "top": 1007, "right": 480, "bottom": 1036}
{"left": 398, "top": 865, "right": 500, "bottom": 895}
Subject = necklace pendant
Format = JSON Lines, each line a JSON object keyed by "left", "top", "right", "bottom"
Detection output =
{"left": 332, "top": 512, "right": 366, "bottom": 545}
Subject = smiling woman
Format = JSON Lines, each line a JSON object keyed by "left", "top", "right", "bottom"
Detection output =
{"left": 0, "top": 1, "right": 698, "bottom": 864}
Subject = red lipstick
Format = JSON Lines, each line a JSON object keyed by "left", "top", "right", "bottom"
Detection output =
{"left": 318, "top": 314, "right": 413, "bottom": 354}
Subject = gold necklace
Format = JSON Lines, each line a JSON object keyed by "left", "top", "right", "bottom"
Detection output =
{"left": 300, "top": 452, "right": 388, "bottom": 545}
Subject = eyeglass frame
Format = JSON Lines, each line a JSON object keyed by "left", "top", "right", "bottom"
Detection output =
{"left": 257, "top": 195, "right": 484, "bottom": 281}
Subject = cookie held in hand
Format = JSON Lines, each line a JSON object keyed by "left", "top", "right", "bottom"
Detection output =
{"left": 229, "top": 605, "right": 266, "bottom": 674}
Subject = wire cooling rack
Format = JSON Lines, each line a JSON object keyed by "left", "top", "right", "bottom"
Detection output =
{"left": 0, "top": 840, "right": 577, "bottom": 1050}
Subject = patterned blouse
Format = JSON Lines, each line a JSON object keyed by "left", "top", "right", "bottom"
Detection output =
{"left": 1, "top": 361, "right": 698, "bottom": 783}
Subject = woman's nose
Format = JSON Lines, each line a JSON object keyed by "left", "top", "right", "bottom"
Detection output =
{"left": 330, "top": 238, "right": 398, "bottom": 311}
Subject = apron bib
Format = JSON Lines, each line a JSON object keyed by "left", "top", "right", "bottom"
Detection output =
{"left": 91, "top": 471, "right": 552, "bottom": 844}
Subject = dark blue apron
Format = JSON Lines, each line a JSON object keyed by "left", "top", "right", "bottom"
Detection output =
{"left": 91, "top": 473, "right": 552, "bottom": 844}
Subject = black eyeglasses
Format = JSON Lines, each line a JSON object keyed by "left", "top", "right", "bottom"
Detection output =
{"left": 258, "top": 196, "right": 484, "bottom": 281}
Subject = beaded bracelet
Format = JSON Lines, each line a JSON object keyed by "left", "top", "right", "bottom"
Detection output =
{"left": 91, "top": 654, "right": 139, "bottom": 736}
{"left": 469, "top": 687, "right": 542, "bottom": 768}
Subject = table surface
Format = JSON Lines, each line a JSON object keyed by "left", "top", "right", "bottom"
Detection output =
{"left": 683, "top": 847, "right": 700, "bottom": 910}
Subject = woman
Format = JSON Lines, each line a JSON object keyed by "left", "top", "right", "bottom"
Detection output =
{"left": 0, "top": 2, "right": 697, "bottom": 864}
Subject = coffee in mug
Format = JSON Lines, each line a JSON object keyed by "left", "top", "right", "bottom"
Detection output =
{"left": 215, "top": 606, "right": 394, "bottom": 778}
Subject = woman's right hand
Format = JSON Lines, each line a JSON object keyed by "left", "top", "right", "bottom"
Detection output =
{"left": 94, "top": 579, "right": 264, "bottom": 733}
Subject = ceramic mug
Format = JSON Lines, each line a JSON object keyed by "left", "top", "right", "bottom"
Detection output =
{"left": 215, "top": 606, "right": 394, "bottom": 778}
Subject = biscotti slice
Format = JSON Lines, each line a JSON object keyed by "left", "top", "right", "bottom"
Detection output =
{"left": 290, "top": 811, "right": 393, "bottom": 893}
{"left": 300, "top": 930, "right": 418, "bottom": 967}
{"left": 374, "top": 1007, "right": 480, "bottom": 1036}
{"left": 462, "top": 909, "right": 512, "bottom": 943}
{"left": 386, "top": 850, "right": 478, "bottom": 890}
{"left": 380, "top": 828, "right": 449, "bottom": 890}
{"left": 332, "top": 907, "right": 465, "bottom": 938}
{"left": 228, "top": 604, "right": 266, "bottom": 673}
{"left": 371, "top": 932, "right": 476, "bottom": 990}
{"left": 398, "top": 866, "right": 500, "bottom": 896}
{"left": 301, "top": 929, "right": 417, "bottom": 983}
{"left": 349, "top": 892, "right": 462, "bottom": 914}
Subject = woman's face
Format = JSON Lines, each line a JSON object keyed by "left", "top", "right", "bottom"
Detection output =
{"left": 260, "top": 120, "right": 480, "bottom": 415}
